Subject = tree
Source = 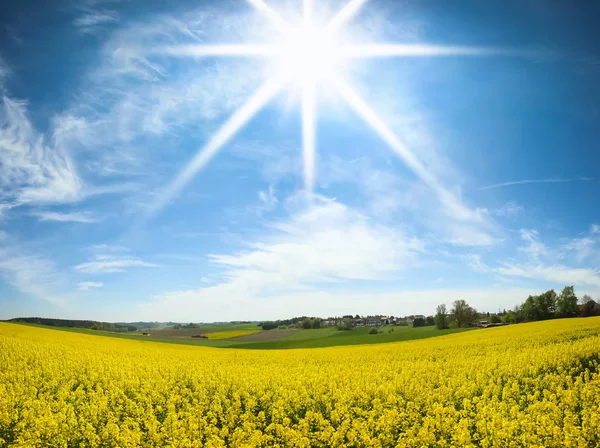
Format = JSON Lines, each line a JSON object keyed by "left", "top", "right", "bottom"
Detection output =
{"left": 451, "top": 300, "right": 476, "bottom": 328}
{"left": 412, "top": 317, "right": 426, "bottom": 328}
{"left": 337, "top": 318, "right": 354, "bottom": 331}
{"left": 425, "top": 316, "right": 435, "bottom": 326}
{"left": 581, "top": 299, "right": 600, "bottom": 317}
{"left": 535, "top": 290, "right": 557, "bottom": 320}
{"left": 261, "top": 321, "right": 278, "bottom": 330}
{"left": 489, "top": 314, "right": 501, "bottom": 324}
{"left": 556, "top": 286, "right": 578, "bottom": 318}
{"left": 502, "top": 310, "right": 517, "bottom": 324}
{"left": 435, "top": 304, "right": 449, "bottom": 330}
{"left": 521, "top": 296, "right": 538, "bottom": 321}
{"left": 580, "top": 294, "right": 593, "bottom": 305}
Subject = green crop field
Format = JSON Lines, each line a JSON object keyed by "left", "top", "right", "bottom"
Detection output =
{"left": 11, "top": 322, "right": 473, "bottom": 349}
{"left": 228, "top": 325, "right": 472, "bottom": 349}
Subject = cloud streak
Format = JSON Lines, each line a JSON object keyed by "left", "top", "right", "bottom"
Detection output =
{"left": 74, "top": 255, "right": 158, "bottom": 274}
{"left": 481, "top": 177, "right": 593, "bottom": 190}
{"left": 78, "top": 281, "right": 104, "bottom": 291}
{"left": 31, "top": 211, "right": 99, "bottom": 223}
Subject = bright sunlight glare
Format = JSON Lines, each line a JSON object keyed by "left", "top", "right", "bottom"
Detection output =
{"left": 278, "top": 24, "right": 341, "bottom": 83}
{"left": 148, "top": 0, "right": 528, "bottom": 218}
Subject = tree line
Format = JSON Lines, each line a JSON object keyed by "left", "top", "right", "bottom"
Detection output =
{"left": 434, "top": 286, "right": 600, "bottom": 330}
{"left": 260, "top": 316, "right": 325, "bottom": 330}
{"left": 6, "top": 317, "right": 137, "bottom": 332}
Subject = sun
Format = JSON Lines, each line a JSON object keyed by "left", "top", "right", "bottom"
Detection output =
{"left": 148, "top": 0, "right": 510, "bottom": 217}
{"left": 278, "top": 23, "right": 341, "bottom": 83}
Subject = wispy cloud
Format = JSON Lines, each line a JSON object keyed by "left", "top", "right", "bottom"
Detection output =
{"left": 72, "top": 0, "right": 121, "bottom": 33}
{"left": 257, "top": 185, "right": 278, "bottom": 212}
{"left": 0, "top": 96, "right": 83, "bottom": 205}
{"left": 31, "top": 211, "right": 99, "bottom": 223}
{"left": 322, "top": 155, "right": 499, "bottom": 246}
{"left": 561, "top": 237, "right": 596, "bottom": 263}
{"left": 591, "top": 224, "right": 600, "bottom": 234}
{"left": 496, "top": 263, "right": 600, "bottom": 288}
{"left": 462, "top": 225, "right": 600, "bottom": 291}
{"left": 89, "top": 244, "right": 129, "bottom": 252}
{"left": 74, "top": 255, "right": 158, "bottom": 274}
{"left": 74, "top": 10, "right": 119, "bottom": 31}
{"left": 461, "top": 254, "right": 490, "bottom": 273}
{"left": 481, "top": 177, "right": 593, "bottom": 190}
{"left": 518, "top": 229, "right": 547, "bottom": 259}
{"left": 493, "top": 201, "right": 524, "bottom": 218}
{"left": 78, "top": 281, "right": 104, "bottom": 291}
{"left": 0, "top": 246, "right": 67, "bottom": 304}
{"left": 0, "top": 57, "right": 9, "bottom": 85}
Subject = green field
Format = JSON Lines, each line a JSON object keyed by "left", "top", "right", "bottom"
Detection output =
{"left": 229, "top": 325, "right": 472, "bottom": 349}
{"left": 11, "top": 322, "right": 473, "bottom": 349}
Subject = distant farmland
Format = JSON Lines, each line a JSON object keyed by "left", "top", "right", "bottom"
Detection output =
{"left": 9, "top": 320, "right": 471, "bottom": 349}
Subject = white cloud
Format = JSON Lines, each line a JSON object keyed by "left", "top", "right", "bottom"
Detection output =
{"left": 562, "top": 237, "right": 596, "bottom": 263}
{"left": 447, "top": 223, "right": 501, "bottom": 247}
{"left": 0, "top": 96, "right": 84, "bottom": 205}
{"left": 211, "top": 196, "right": 419, "bottom": 286}
{"left": 0, "top": 246, "right": 66, "bottom": 304}
{"left": 74, "top": 255, "right": 158, "bottom": 274}
{"left": 518, "top": 229, "right": 547, "bottom": 259}
{"left": 496, "top": 263, "right": 600, "bottom": 288}
{"left": 142, "top": 196, "right": 428, "bottom": 319}
{"left": 461, "top": 254, "right": 490, "bottom": 273}
{"left": 78, "top": 281, "right": 104, "bottom": 291}
{"left": 591, "top": 224, "right": 600, "bottom": 234}
{"left": 74, "top": 10, "right": 119, "bottom": 31}
{"left": 257, "top": 185, "right": 278, "bottom": 211}
{"left": 322, "top": 156, "right": 499, "bottom": 246}
{"left": 493, "top": 202, "right": 524, "bottom": 218}
{"left": 30, "top": 211, "right": 99, "bottom": 223}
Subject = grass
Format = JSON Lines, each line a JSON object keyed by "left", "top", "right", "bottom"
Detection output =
{"left": 10, "top": 322, "right": 474, "bottom": 350}
{"left": 228, "top": 325, "right": 473, "bottom": 349}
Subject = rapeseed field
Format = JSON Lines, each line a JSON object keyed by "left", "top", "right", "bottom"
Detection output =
{"left": 203, "top": 329, "right": 262, "bottom": 340}
{"left": 1, "top": 318, "right": 599, "bottom": 447}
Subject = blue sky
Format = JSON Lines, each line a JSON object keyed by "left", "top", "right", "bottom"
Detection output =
{"left": 0, "top": 0, "right": 599, "bottom": 322}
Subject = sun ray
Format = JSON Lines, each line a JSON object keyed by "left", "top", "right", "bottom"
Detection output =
{"left": 301, "top": 77, "right": 316, "bottom": 192}
{"left": 144, "top": 0, "right": 532, "bottom": 219}
{"left": 325, "top": 0, "right": 367, "bottom": 33}
{"left": 156, "top": 44, "right": 281, "bottom": 58}
{"left": 148, "top": 74, "right": 288, "bottom": 216}
{"left": 340, "top": 44, "right": 516, "bottom": 58}
{"left": 245, "top": 0, "right": 290, "bottom": 33}
{"left": 332, "top": 76, "right": 474, "bottom": 219}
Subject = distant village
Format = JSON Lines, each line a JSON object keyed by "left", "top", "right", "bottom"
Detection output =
{"left": 259, "top": 314, "right": 436, "bottom": 331}
{"left": 321, "top": 315, "right": 427, "bottom": 328}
